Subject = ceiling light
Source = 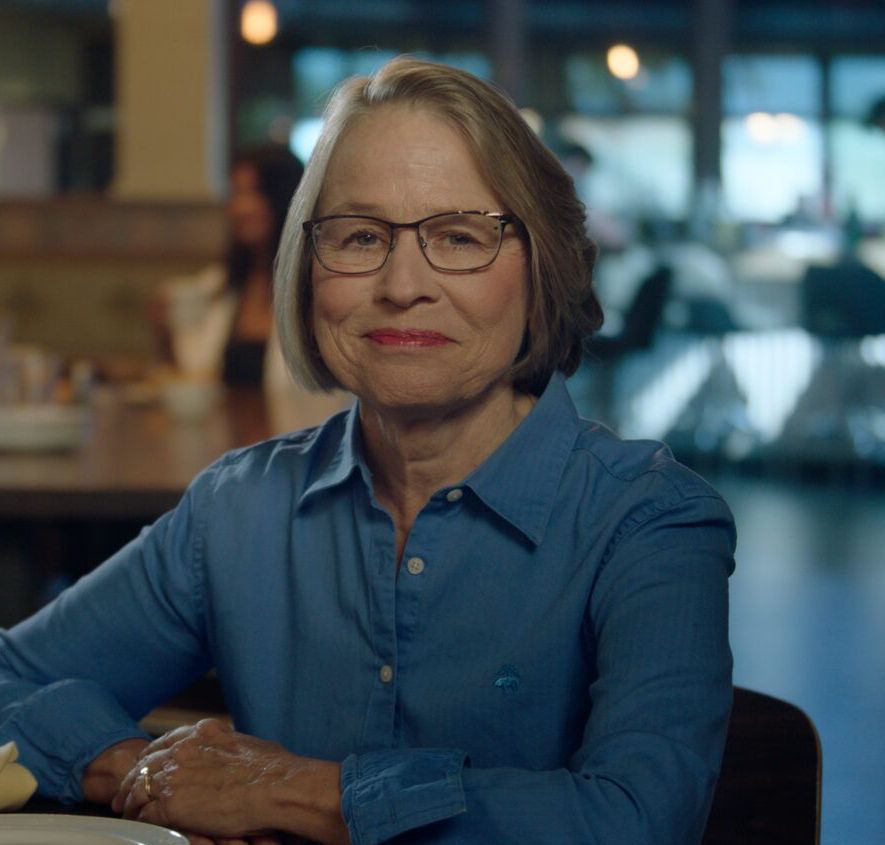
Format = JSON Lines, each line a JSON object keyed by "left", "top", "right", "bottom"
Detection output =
{"left": 241, "top": 0, "right": 278, "bottom": 46}
{"left": 606, "top": 44, "right": 640, "bottom": 81}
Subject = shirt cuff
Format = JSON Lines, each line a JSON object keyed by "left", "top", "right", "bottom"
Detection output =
{"left": 5, "top": 678, "right": 149, "bottom": 803}
{"left": 340, "top": 748, "right": 468, "bottom": 845}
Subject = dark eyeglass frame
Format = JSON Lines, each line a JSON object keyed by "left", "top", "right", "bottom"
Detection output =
{"left": 302, "top": 210, "right": 519, "bottom": 274}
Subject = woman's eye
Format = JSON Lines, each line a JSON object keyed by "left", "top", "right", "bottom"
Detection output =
{"left": 444, "top": 231, "right": 478, "bottom": 247}
{"left": 345, "top": 230, "right": 381, "bottom": 248}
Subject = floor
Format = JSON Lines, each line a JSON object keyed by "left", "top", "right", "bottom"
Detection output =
{"left": 569, "top": 332, "right": 885, "bottom": 845}
{"left": 715, "top": 471, "right": 885, "bottom": 845}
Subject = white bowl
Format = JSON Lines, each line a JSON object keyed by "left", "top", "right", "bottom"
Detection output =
{"left": 0, "top": 404, "right": 88, "bottom": 452}
{"left": 161, "top": 379, "right": 221, "bottom": 422}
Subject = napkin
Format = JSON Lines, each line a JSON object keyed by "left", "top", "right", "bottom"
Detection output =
{"left": 0, "top": 741, "right": 37, "bottom": 811}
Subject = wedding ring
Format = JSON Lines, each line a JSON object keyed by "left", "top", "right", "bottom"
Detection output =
{"left": 139, "top": 765, "right": 154, "bottom": 800}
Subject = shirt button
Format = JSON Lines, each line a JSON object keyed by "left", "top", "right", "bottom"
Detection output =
{"left": 379, "top": 664, "right": 394, "bottom": 683}
{"left": 446, "top": 488, "right": 463, "bottom": 503}
{"left": 406, "top": 556, "right": 425, "bottom": 575}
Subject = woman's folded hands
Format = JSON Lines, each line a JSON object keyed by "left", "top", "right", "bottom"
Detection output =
{"left": 109, "top": 719, "right": 348, "bottom": 845}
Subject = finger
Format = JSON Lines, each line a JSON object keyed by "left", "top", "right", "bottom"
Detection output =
{"left": 139, "top": 723, "right": 201, "bottom": 756}
{"left": 112, "top": 757, "right": 154, "bottom": 815}
{"left": 180, "top": 834, "right": 216, "bottom": 845}
{"left": 140, "top": 718, "right": 234, "bottom": 760}
{"left": 120, "top": 759, "right": 165, "bottom": 820}
{"left": 134, "top": 793, "right": 169, "bottom": 828}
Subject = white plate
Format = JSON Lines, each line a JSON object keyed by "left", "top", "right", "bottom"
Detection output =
{"left": 0, "top": 814, "right": 186, "bottom": 845}
{"left": 0, "top": 405, "right": 87, "bottom": 452}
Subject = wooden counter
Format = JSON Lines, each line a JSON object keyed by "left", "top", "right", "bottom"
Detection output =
{"left": 0, "top": 388, "right": 274, "bottom": 520}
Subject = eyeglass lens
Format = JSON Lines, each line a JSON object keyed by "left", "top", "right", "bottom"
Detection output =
{"left": 312, "top": 213, "right": 506, "bottom": 273}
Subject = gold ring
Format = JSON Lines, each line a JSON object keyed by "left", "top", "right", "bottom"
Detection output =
{"left": 139, "top": 765, "right": 154, "bottom": 800}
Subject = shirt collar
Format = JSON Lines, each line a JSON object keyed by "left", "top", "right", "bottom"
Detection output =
{"left": 462, "top": 372, "right": 579, "bottom": 546}
{"left": 298, "top": 373, "right": 580, "bottom": 547}
{"left": 298, "top": 403, "right": 364, "bottom": 503}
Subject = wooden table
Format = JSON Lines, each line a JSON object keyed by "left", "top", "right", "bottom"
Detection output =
{"left": 0, "top": 388, "right": 272, "bottom": 520}
{"left": 0, "top": 386, "right": 351, "bottom": 521}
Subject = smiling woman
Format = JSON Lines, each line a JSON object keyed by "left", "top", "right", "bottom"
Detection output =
{"left": 308, "top": 104, "right": 531, "bottom": 429}
{"left": 0, "top": 56, "right": 735, "bottom": 845}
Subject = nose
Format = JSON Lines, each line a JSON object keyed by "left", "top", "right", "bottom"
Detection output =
{"left": 374, "top": 229, "right": 440, "bottom": 308}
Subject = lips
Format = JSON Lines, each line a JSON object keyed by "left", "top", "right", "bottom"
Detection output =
{"left": 364, "top": 328, "right": 454, "bottom": 347}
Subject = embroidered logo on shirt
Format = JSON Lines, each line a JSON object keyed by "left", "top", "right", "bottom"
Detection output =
{"left": 493, "top": 664, "right": 520, "bottom": 693}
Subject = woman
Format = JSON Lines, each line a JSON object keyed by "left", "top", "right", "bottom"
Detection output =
{"left": 0, "top": 58, "right": 735, "bottom": 845}
{"left": 159, "top": 143, "right": 302, "bottom": 388}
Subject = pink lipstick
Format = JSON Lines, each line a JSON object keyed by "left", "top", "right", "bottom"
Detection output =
{"left": 365, "top": 329, "right": 453, "bottom": 347}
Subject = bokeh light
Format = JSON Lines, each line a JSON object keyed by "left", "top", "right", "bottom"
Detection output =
{"left": 240, "top": 0, "right": 278, "bottom": 46}
{"left": 606, "top": 44, "right": 640, "bottom": 81}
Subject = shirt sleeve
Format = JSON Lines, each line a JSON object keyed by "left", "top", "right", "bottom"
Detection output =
{"left": 339, "top": 490, "right": 736, "bottom": 845}
{"left": 0, "top": 479, "right": 212, "bottom": 803}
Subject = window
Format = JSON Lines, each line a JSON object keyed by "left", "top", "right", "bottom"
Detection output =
{"left": 721, "top": 55, "right": 823, "bottom": 223}
{"left": 559, "top": 52, "right": 692, "bottom": 222}
{"left": 829, "top": 56, "right": 885, "bottom": 223}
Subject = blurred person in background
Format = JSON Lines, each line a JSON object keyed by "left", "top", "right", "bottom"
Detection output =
{"left": 156, "top": 143, "right": 302, "bottom": 390}
{"left": 0, "top": 57, "right": 735, "bottom": 845}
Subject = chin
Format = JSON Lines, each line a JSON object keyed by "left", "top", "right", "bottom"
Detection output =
{"left": 355, "top": 369, "right": 511, "bottom": 419}
{"left": 363, "top": 383, "right": 458, "bottom": 415}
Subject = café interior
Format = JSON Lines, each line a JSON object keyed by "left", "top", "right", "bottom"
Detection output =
{"left": 1, "top": 0, "right": 884, "bottom": 841}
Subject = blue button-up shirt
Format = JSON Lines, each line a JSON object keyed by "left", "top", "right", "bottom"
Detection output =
{"left": 0, "top": 373, "right": 735, "bottom": 844}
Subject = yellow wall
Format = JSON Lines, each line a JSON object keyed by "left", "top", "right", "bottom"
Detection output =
{"left": 113, "top": 0, "right": 227, "bottom": 200}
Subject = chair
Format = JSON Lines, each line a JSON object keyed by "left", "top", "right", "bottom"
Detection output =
{"left": 578, "top": 265, "right": 673, "bottom": 426}
{"left": 800, "top": 259, "right": 885, "bottom": 338}
{"left": 702, "top": 686, "right": 823, "bottom": 845}
{"left": 583, "top": 265, "right": 673, "bottom": 363}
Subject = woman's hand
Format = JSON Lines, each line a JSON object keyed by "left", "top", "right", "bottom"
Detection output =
{"left": 112, "top": 719, "right": 348, "bottom": 845}
{"left": 82, "top": 738, "right": 151, "bottom": 805}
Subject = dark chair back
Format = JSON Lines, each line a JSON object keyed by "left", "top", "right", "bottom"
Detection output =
{"left": 702, "top": 686, "right": 822, "bottom": 845}
{"left": 583, "top": 265, "right": 672, "bottom": 362}
{"left": 801, "top": 260, "right": 885, "bottom": 338}
{"left": 619, "top": 265, "right": 673, "bottom": 350}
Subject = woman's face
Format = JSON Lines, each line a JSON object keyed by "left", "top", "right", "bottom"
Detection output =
{"left": 228, "top": 162, "right": 274, "bottom": 248}
{"left": 310, "top": 105, "right": 530, "bottom": 418}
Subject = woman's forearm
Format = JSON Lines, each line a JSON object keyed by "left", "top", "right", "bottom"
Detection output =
{"left": 263, "top": 757, "right": 349, "bottom": 845}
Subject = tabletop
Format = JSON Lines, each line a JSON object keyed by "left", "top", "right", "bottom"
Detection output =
{"left": 0, "top": 386, "right": 351, "bottom": 520}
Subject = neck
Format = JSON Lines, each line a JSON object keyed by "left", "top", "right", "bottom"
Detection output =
{"left": 359, "top": 384, "right": 536, "bottom": 561}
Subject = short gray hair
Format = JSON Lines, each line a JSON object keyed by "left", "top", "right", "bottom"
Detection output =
{"left": 275, "top": 56, "right": 602, "bottom": 395}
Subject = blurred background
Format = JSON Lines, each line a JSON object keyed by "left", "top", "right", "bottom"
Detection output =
{"left": 0, "top": 1, "right": 883, "bottom": 842}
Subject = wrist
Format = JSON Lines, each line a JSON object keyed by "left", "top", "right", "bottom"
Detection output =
{"left": 267, "top": 757, "right": 349, "bottom": 845}
{"left": 81, "top": 738, "right": 150, "bottom": 805}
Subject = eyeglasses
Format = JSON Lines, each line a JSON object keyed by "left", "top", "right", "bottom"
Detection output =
{"left": 302, "top": 210, "right": 519, "bottom": 274}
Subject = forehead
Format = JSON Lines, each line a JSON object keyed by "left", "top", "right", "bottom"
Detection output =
{"left": 318, "top": 104, "right": 499, "bottom": 215}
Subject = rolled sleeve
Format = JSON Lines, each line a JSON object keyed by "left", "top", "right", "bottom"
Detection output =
{"left": 3, "top": 678, "right": 148, "bottom": 802}
{"left": 340, "top": 748, "right": 468, "bottom": 845}
{"left": 0, "top": 471, "right": 211, "bottom": 803}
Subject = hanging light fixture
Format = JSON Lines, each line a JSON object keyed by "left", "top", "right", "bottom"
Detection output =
{"left": 241, "top": 0, "right": 278, "bottom": 46}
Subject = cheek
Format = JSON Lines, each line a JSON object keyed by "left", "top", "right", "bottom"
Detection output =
{"left": 486, "top": 261, "right": 530, "bottom": 337}
{"left": 310, "top": 275, "right": 360, "bottom": 336}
